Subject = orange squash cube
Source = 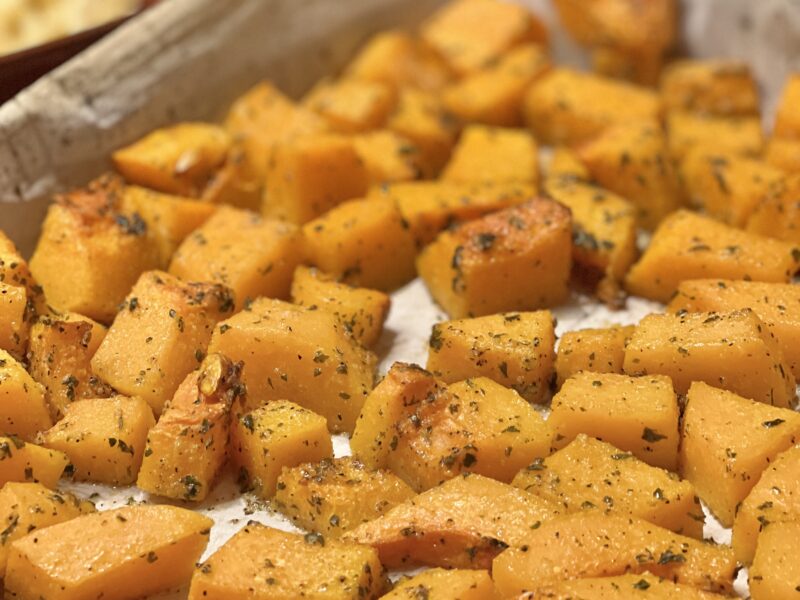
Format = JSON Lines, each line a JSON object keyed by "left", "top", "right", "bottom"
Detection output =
{"left": 774, "top": 74, "right": 800, "bottom": 139}
{"left": 0, "top": 437, "right": 68, "bottom": 489}
{"left": 304, "top": 78, "right": 396, "bottom": 133}
{"left": 0, "top": 350, "right": 51, "bottom": 441}
{"left": 666, "top": 111, "right": 763, "bottom": 160}
{"left": 442, "top": 125, "right": 538, "bottom": 185}
{"left": 555, "top": 324, "right": 634, "bottom": 387}
{"left": 660, "top": 59, "right": 760, "bottom": 116}
{"left": 747, "top": 173, "right": 800, "bottom": 243}
{"left": 749, "top": 521, "right": 800, "bottom": 600}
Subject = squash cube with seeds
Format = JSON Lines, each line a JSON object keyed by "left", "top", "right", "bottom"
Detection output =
{"left": 274, "top": 456, "right": 415, "bottom": 537}
{"left": 302, "top": 197, "right": 417, "bottom": 292}
{"left": 231, "top": 400, "right": 333, "bottom": 498}
{"left": 41, "top": 396, "right": 155, "bottom": 486}
{"left": 747, "top": 173, "right": 800, "bottom": 243}
{"left": 549, "top": 372, "right": 680, "bottom": 470}
{"left": 625, "top": 210, "right": 800, "bottom": 303}
{"left": 749, "top": 521, "right": 800, "bottom": 600}
{"left": 381, "top": 568, "right": 498, "bottom": 600}
{"left": 624, "top": 310, "right": 796, "bottom": 407}
{"left": 0, "top": 350, "right": 51, "bottom": 441}
{"left": 0, "top": 437, "right": 68, "bottom": 489}
{"left": 169, "top": 206, "right": 302, "bottom": 309}
{"left": 417, "top": 199, "right": 572, "bottom": 319}
{"left": 774, "top": 73, "right": 800, "bottom": 139}
{"left": 660, "top": 59, "right": 760, "bottom": 116}
{"left": 426, "top": 310, "right": 555, "bottom": 403}
{"left": 512, "top": 434, "right": 704, "bottom": 537}
{"left": 290, "top": 266, "right": 390, "bottom": 348}
{"left": 555, "top": 324, "right": 634, "bottom": 387}
{"left": 304, "top": 79, "right": 396, "bottom": 134}
{"left": 91, "top": 270, "right": 234, "bottom": 415}
{"left": 666, "top": 111, "right": 764, "bottom": 160}
{"left": 680, "top": 381, "right": 800, "bottom": 526}
{"left": 188, "top": 523, "right": 386, "bottom": 600}
{"left": 442, "top": 125, "right": 539, "bottom": 185}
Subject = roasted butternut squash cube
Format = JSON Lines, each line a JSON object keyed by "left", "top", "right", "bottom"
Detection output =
{"left": 625, "top": 210, "right": 800, "bottom": 302}
{"left": 231, "top": 401, "right": 332, "bottom": 498}
{"left": 546, "top": 145, "right": 591, "bottom": 181}
{"left": 555, "top": 324, "right": 634, "bottom": 387}
{"left": 512, "top": 434, "right": 704, "bottom": 537}
{"left": 666, "top": 111, "right": 764, "bottom": 160}
{"left": 169, "top": 206, "right": 301, "bottom": 309}
{"left": 304, "top": 78, "right": 396, "bottom": 134}
{"left": 208, "top": 298, "right": 376, "bottom": 433}
{"left": 91, "top": 270, "right": 234, "bottom": 414}
{"left": 352, "top": 130, "right": 421, "bottom": 185}
{"left": 681, "top": 149, "right": 784, "bottom": 227}
{"left": 27, "top": 312, "right": 110, "bottom": 418}
{"left": 386, "top": 88, "right": 458, "bottom": 177}
{"left": 374, "top": 180, "right": 535, "bottom": 247}
{"left": 426, "top": 310, "right": 555, "bottom": 403}
{"left": 0, "top": 437, "right": 68, "bottom": 489}
{"left": 747, "top": 173, "right": 800, "bottom": 243}
{"left": 549, "top": 372, "right": 679, "bottom": 470}
{"left": 774, "top": 73, "right": 800, "bottom": 139}
{"left": 5, "top": 504, "right": 212, "bottom": 600}
{"left": 680, "top": 381, "right": 800, "bottom": 526}
{"left": 766, "top": 137, "right": 800, "bottom": 173}
{"left": 0, "top": 482, "right": 94, "bottom": 576}
{"left": 113, "top": 123, "right": 231, "bottom": 197}
{"left": 41, "top": 396, "right": 155, "bottom": 485}
{"left": 200, "top": 141, "right": 262, "bottom": 210}
{"left": 188, "top": 522, "right": 386, "bottom": 600}
{"left": 421, "top": 0, "right": 547, "bottom": 75}
{"left": 224, "top": 81, "right": 328, "bottom": 179}
{"left": 137, "top": 354, "right": 241, "bottom": 502}
{"left": 528, "top": 572, "right": 728, "bottom": 599}
{"left": 749, "top": 521, "right": 800, "bottom": 600}
{"left": 344, "top": 473, "right": 558, "bottom": 569}
{"left": 668, "top": 279, "right": 800, "bottom": 380}
{"left": 382, "top": 568, "right": 498, "bottom": 600}
{"left": 29, "top": 178, "right": 160, "bottom": 323}
{"left": 576, "top": 120, "right": 685, "bottom": 230}
{"left": 417, "top": 199, "right": 572, "bottom": 319}
{"left": 302, "top": 197, "right": 417, "bottom": 292}
{"left": 492, "top": 512, "right": 736, "bottom": 597}
{"left": 523, "top": 69, "right": 660, "bottom": 145}
{"left": 442, "top": 125, "right": 538, "bottom": 185}
{"left": 290, "top": 266, "right": 390, "bottom": 348}
{"left": 660, "top": 59, "right": 760, "bottom": 116}
{"left": 262, "top": 134, "right": 369, "bottom": 225}
{"left": 442, "top": 43, "right": 550, "bottom": 127}
{"left": 274, "top": 456, "right": 415, "bottom": 537}
{"left": 346, "top": 30, "right": 453, "bottom": 93}
{"left": 0, "top": 240, "right": 45, "bottom": 318}
{"left": 118, "top": 184, "right": 216, "bottom": 266}
{"left": 0, "top": 283, "right": 29, "bottom": 358}
{"left": 0, "top": 350, "right": 51, "bottom": 441}
{"left": 351, "top": 363, "right": 444, "bottom": 469}
{"left": 624, "top": 310, "right": 796, "bottom": 407}
{"left": 733, "top": 445, "right": 800, "bottom": 564}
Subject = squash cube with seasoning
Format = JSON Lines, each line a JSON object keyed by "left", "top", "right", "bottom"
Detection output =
{"left": 344, "top": 473, "right": 559, "bottom": 569}
{"left": 137, "top": 354, "right": 242, "bottom": 502}
{"left": 29, "top": 177, "right": 160, "bottom": 323}
{"left": 666, "top": 111, "right": 764, "bottom": 160}
{"left": 5, "top": 504, "right": 212, "bottom": 600}
{"left": 576, "top": 120, "right": 685, "bottom": 230}
{"left": 0, "top": 482, "right": 94, "bottom": 576}
{"left": 0, "top": 233, "right": 45, "bottom": 318}
{"left": 274, "top": 456, "right": 415, "bottom": 537}
{"left": 546, "top": 146, "right": 590, "bottom": 182}
{"left": 188, "top": 522, "right": 386, "bottom": 600}
{"left": 351, "top": 130, "right": 421, "bottom": 185}
{"left": 660, "top": 59, "right": 760, "bottom": 116}
{"left": 0, "top": 283, "right": 30, "bottom": 359}
{"left": 302, "top": 197, "right": 417, "bottom": 292}
{"left": 733, "top": 445, "right": 800, "bottom": 564}
{"left": 417, "top": 199, "right": 572, "bottom": 319}
{"left": 749, "top": 521, "right": 800, "bottom": 600}
{"left": 0, "top": 350, "right": 52, "bottom": 441}
{"left": 442, "top": 125, "right": 539, "bottom": 185}
{"left": 231, "top": 400, "right": 333, "bottom": 498}
{"left": 426, "top": 310, "right": 555, "bottom": 403}
{"left": 0, "top": 437, "right": 68, "bottom": 489}
{"left": 112, "top": 123, "right": 232, "bottom": 197}
{"left": 624, "top": 210, "right": 800, "bottom": 303}
{"left": 523, "top": 68, "right": 660, "bottom": 145}
{"left": 91, "top": 270, "right": 234, "bottom": 415}
{"left": 41, "top": 396, "right": 155, "bottom": 486}
{"left": 555, "top": 324, "right": 634, "bottom": 387}
{"left": 169, "top": 206, "right": 302, "bottom": 309}
{"left": 668, "top": 279, "right": 800, "bottom": 380}
{"left": 747, "top": 173, "right": 800, "bottom": 243}
{"left": 303, "top": 78, "right": 396, "bottom": 134}
{"left": 492, "top": 512, "right": 736, "bottom": 597}
{"left": 527, "top": 573, "right": 729, "bottom": 599}
{"left": 27, "top": 312, "right": 111, "bottom": 419}
{"left": 200, "top": 141, "right": 263, "bottom": 210}
{"left": 549, "top": 372, "right": 680, "bottom": 471}
{"left": 208, "top": 298, "right": 376, "bottom": 433}
{"left": 442, "top": 43, "right": 550, "bottom": 127}
{"left": 381, "top": 568, "right": 498, "bottom": 600}
{"left": 512, "top": 434, "right": 704, "bottom": 538}
{"left": 680, "top": 381, "right": 800, "bottom": 526}
{"left": 624, "top": 310, "right": 796, "bottom": 407}
{"left": 290, "top": 266, "right": 391, "bottom": 348}
{"left": 774, "top": 73, "right": 800, "bottom": 139}
{"left": 262, "top": 134, "right": 369, "bottom": 224}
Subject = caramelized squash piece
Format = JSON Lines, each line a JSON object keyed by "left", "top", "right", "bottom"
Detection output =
{"left": 442, "top": 125, "right": 539, "bottom": 185}
{"left": 555, "top": 325, "right": 634, "bottom": 387}
{"left": 344, "top": 473, "right": 559, "bottom": 569}
{"left": 0, "top": 437, "right": 68, "bottom": 489}
{"left": 5, "top": 505, "right": 212, "bottom": 600}
{"left": 749, "top": 521, "right": 800, "bottom": 600}
{"left": 382, "top": 568, "right": 498, "bottom": 600}
{"left": 660, "top": 59, "right": 760, "bottom": 116}
{"left": 0, "top": 349, "right": 52, "bottom": 441}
